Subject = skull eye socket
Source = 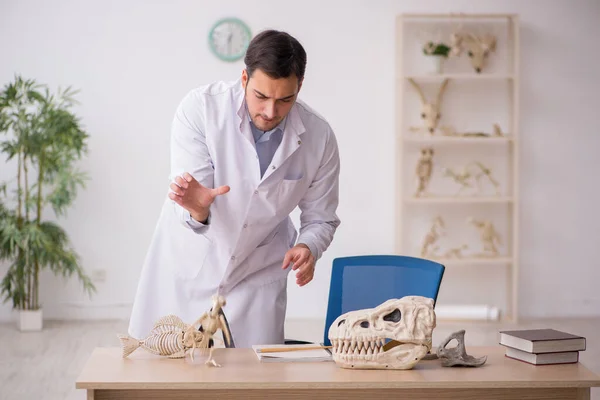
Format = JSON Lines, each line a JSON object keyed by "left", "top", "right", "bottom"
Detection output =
{"left": 468, "top": 51, "right": 473, "bottom": 57}
{"left": 421, "top": 113, "right": 426, "bottom": 119}
{"left": 337, "top": 319, "right": 346, "bottom": 327}
{"left": 360, "top": 321, "right": 369, "bottom": 328}
{"left": 383, "top": 308, "right": 402, "bottom": 323}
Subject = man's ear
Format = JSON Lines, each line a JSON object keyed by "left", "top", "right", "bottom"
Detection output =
{"left": 241, "top": 69, "right": 248, "bottom": 89}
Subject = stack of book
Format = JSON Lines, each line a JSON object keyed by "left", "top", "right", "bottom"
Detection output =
{"left": 499, "top": 328, "right": 586, "bottom": 365}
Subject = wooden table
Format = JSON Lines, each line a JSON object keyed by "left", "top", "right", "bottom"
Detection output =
{"left": 76, "top": 346, "right": 600, "bottom": 399}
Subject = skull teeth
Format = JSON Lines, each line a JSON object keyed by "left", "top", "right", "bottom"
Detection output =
{"left": 330, "top": 338, "right": 387, "bottom": 357}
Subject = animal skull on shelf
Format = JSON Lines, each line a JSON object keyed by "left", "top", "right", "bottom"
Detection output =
{"left": 408, "top": 78, "right": 450, "bottom": 134}
{"left": 328, "top": 296, "right": 436, "bottom": 370}
{"left": 460, "top": 33, "right": 497, "bottom": 73}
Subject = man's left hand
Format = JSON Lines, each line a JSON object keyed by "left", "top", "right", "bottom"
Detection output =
{"left": 281, "top": 244, "right": 315, "bottom": 287}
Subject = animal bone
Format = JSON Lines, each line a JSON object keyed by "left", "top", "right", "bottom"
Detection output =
{"left": 415, "top": 147, "right": 434, "bottom": 197}
{"left": 460, "top": 33, "right": 497, "bottom": 73}
{"left": 443, "top": 161, "right": 500, "bottom": 196}
{"left": 436, "top": 330, "right": 487, "bottom": 367}
{"left": 192, "top": 294, "right": 234, "bottom": 367}
{"left": 443, "top": 244, "right": 468, "bottom": 259}
{"left": 469, "top": 161, "right": 501, "bottom": 195}
{"left": 407, "top": 78, "right": 450, "bottom": 134}
{"left": 421, "top": 215, "right": 445, "bottom": 258}
{"left": 328, "top": 296, "right": 436, "bottom": 370}
{"left": 442, "top": 166, "right": 473, "bottom": 195}
{"left": 467, "top": 217, "right": 501, "bottom": 257}
{"left": 117, "top": 314, "right": 208, "bottom": 361}
{"left": 117, "top": 294, "right": 233, "bottom": 367}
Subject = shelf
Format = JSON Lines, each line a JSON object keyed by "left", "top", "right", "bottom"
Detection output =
{"left": 404, "top": 136, "right": 513, "bottom": 144}
{"left": 430, "top": 257, "right": 513, "bottom": 266}
{"left": 404, "top": 196, "right": 513, "bottom": 204}
{"left": 403, "top": 74, "right": 514, "bottom": 82}
{"left": 397, "top": 13, "right": 520, "bottom": 322}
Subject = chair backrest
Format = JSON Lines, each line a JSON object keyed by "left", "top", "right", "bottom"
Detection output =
{"left": 322, "top": 255, "right": 445, "bottom": 346}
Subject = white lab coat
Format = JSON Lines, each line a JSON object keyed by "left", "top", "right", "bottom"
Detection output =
{"left": 128, "top": 79, "right": 341, "bottom": 348}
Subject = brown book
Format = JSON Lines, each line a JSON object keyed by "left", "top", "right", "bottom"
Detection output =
{"left": 499, "top": 329, "right": 586, "bottom": 353}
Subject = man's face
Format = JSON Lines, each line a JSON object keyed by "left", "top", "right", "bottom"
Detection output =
{"left": 241, "top": 68, "right": 301, "bottom": 132}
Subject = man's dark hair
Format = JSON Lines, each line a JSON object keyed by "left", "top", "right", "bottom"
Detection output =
{"left": 244, "top": 30, "right": 307, "bottom": 81}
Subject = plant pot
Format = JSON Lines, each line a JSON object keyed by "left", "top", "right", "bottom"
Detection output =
{"left": 19, "top": 308, "right": 43, "bottom": 331}
{"left": 425, "top": 55, "right": 445, "bottom": 74}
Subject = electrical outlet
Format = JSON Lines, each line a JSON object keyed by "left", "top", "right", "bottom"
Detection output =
{"left": 91, "top": 269, "right": 107, "bottom": 282}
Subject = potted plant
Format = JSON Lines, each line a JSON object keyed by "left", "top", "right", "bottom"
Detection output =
{"left": 422, "top": 41, "right": 451, "bottom": 74}
{"left": 0, "top": 75, "right": 96, "bottom": 331}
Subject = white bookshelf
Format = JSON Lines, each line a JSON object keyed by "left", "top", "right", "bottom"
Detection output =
{"left": 395, "top": 13, "right": 520, "bottom": 322}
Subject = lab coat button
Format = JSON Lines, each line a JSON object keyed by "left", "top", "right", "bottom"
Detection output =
{"left": 243, "top": 223, "right": 248, "bottom": 228}
{"left": 230, "top": 256, "right": 235, "bottom": 261}
{"left": 254, "top": 190, "right": 259, "bottom": 195}
{"left": 271, "top": 165, "right": 276, "bottom": 170}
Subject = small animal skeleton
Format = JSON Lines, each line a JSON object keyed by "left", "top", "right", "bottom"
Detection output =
{"left": 415, "top": 147, "right": 434, "bottom": 197}
{"left": 470, "top": 161, "right": 501, "bottom": 195}
{"left": 421, "top": 215, "right": 445, "bottom": 258}
{"left": 117, "top": 295, "right": 233, "bottom": 367}
{"left": 443, "top": 244, "right": 468, "bottom": 259}
{"left": 440, "top": 123, "right": 504, "bottom": 138}
{"left": 443, "top": 161, "right": 500, "bottom": 196}
{"left": 468, "top": 217, "right": 502, "bottom": 257}
{"left": 408, "top": 78, "right": 450, "bottom": 135}
{"left": 442, "top": 166, "right": 473, "bottom": 195}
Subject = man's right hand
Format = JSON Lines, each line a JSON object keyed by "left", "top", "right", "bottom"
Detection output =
{"left": 168, "top": 172, "right": 230, "bottom": 222}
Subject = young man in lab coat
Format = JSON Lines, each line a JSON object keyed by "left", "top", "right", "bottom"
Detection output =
{"left": 128, "top": 30, "right": 341, "bottom": 349}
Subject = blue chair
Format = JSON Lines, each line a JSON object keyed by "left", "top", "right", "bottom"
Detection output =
{"left": 321, "top": 255, "right": 445, "bottom": 346}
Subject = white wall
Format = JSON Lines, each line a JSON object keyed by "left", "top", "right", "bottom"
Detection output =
{"left": 1, "top": 0, "right": 599, "bottom": 323}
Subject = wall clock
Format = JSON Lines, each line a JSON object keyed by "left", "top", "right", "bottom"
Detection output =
{"left": 208, "top": 17, "right": 252, "bottom": 62}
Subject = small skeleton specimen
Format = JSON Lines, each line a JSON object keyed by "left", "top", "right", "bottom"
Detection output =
{"left": 450, "top": 32, "right": 497, "bottom": 73}
{"left": 443, "top": 161, "right": 500, "bottom": 196}
{"left": 421, "top": 215, "right": 445, "bottom": 258}
{"left": 468, "top": 217, "right": 501, "bottom": 257}
{"left": 439, "top": 124, "right": 504, "bottom": 138}
{"left": 117, "top": 295, "right": 233, "bottom": 367}
{"left": 415, "top": 147, "right": 434, "bottom": 197}
{"left": 117, "top": 315, "right": 208, "bottom": 361}
{"left": 442, "top": 166, "right": 473, "bottom": 195}
{"left": 470, "top": 161, "right": 501, "bottom": 195}
{"left": 193, "top": 295, "right": 235, "bottom": 367}
{"left": 328, "top": 296, "right": 436, "bottom": 370}
{"left": 408, "top": 78, "right": 450, "bottom": 134}
{"left": 443, "top": 244, "right": 468, "bottom": 259}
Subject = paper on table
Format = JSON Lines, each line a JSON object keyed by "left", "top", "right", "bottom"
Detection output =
{"left": 252, "top": 344, "right": 333, "bottom": 362}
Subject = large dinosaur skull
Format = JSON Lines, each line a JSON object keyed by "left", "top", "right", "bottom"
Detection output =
{"left": 328, "top": 296, "right": 436, "bottom": 370}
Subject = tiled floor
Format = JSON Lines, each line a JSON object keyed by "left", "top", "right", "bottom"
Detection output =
{"left": 1, "top": 317, "right": 598, "bottom": 399}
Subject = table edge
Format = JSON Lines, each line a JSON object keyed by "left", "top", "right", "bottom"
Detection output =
{"left": 75, "top": 380, "right": 600, "bottom": 390}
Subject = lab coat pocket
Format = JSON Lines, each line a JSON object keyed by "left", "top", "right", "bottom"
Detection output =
{"left": 171, "top": 230, "right": 212, "bottom": 280}
{"left": 277, "top": 178, "right": 305, "bottom": 215}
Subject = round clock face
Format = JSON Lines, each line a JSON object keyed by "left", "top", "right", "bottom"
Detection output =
{"left": 208, "top": 18, "right": 252, "bottom": 62}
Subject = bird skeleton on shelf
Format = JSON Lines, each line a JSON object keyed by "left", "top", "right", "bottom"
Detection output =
{"left": 421, "top": 215, "right": 445, "bottom": 258}
{"left": 467, "top": 217, "right": 502, "bottom": 257}
{"left": 408, "top": 78, "right": 450, "bottom": 135}
{"left": 415, "top": 147, "right": 434, "bottom": 197}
